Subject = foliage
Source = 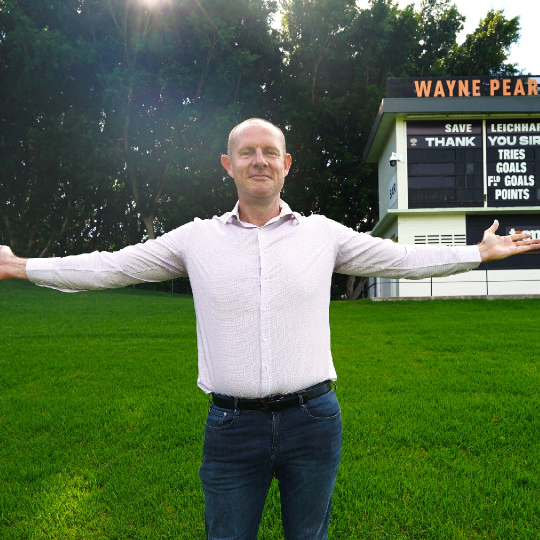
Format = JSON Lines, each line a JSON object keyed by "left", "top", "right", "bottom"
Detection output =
{"left": 0, "top": 0, "right": 523, "bottom": 292}
{"left": 446, "top": 10, "right": 520, "bottom": 76}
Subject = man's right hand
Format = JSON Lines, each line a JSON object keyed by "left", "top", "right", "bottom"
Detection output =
{"left": 0, "top": 246, "right": 29, "bottom": 281}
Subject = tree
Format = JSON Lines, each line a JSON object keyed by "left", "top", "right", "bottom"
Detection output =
{"left": 1, "top": 0, "right": 282, "bottom": 253}
{"left": 412, "top": 0, "right": 464, "bottom": 76}
{"left": 78, "top": 0, "right": 282, "bottom": 241}
{"left": 1, "top": 0, "right": 523, "bottom": 291}
{"left": 0, "top": 0, "right": 122, "bottom": 257}
{"left": 445, "top": 10, "right": 520, "bottom": 76}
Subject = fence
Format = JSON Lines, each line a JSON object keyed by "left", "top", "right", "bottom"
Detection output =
{"left": 367, "top": 269, "right": 540, "bottom": 298}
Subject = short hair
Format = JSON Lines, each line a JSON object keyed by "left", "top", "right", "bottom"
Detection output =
{"left": 227, "top": 118, "right": 287, "bottom": 156}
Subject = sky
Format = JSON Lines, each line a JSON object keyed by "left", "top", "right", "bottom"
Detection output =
{"left": 393, "top": 0, "right": 540, "bottom": 74}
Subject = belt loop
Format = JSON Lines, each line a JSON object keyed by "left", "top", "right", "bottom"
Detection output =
{"left": 331, "top": 381, "right": 337, "bottom": 393}
{"left": 298, "top": 393, "right": 304, "bottom": 407}
{"left": 233, "top": 396, "right": 238, "bottom": 411}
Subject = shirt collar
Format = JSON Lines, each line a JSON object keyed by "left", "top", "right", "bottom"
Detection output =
{"left": 219, "top": 200, "right": 300, "bottom": 227}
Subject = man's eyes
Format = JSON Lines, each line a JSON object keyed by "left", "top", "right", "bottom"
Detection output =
{"left": 239, "top": 150, "right": 279, "bottom": 157}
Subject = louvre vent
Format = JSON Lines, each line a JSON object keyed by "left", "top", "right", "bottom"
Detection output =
{"left": 414, "top": 234, "right": 466, "bottom": 245}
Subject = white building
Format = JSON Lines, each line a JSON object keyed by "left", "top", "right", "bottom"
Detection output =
{"left": 363, "top": 76, "right": 540, "bottom": 298}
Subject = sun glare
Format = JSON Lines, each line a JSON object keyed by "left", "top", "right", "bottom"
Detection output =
{"left": 140, "top": 0, "right": 171, "bottom": 8}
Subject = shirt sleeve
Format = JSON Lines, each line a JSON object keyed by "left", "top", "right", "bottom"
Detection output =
{"left": 332, "top": 220, "right": 481, "bottom": 279}
{"left": 26, "top": 222, "right": 193, "bottom": 292}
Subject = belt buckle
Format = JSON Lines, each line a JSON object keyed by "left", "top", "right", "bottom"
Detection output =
{"left": 256, "top": 394, "right": 287, "bottom": 412}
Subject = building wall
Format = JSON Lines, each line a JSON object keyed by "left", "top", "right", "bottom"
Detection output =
{"left": 397, "top": 269, "right": 540, "bottom": 297}
{"left": 397, "top": 214, "right": 466, "bottom": 245}
{"left": 378, "top": 128, "right": 397, "bottom": 219}
{"left": 396, "top": 119, "right": 408, "bottom": 209}
{"left": 377, "top": 119, "right": 409, "bottom": 219}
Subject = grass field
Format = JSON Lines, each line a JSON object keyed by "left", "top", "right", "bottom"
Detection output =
{"left": 1, "top": 280, "right": 539, "bottom": 539}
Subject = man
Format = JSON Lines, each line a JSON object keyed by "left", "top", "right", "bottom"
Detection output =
{"left": 1, "top": 118, "right": 539, "bottom": 540}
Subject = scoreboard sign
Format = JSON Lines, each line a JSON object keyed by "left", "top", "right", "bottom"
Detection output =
{"left": 466, "top": 214, "right": 540, "bottom": 269}
{"left": 387, "top": 76, "right": 540, "bottom": 98}
{"left": 407, "top": 121, "right": 483, "bottom": 209}
{"left": 486, "top": 122, "right": 540, "bottom": 206}
{"left": 407, "top": 120, "right": 540, "bottom": 209}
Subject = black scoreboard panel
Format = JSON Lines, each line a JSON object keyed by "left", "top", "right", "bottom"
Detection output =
{"left": 406, "top": 120, "right": 540, "bottom": 209}
{"left": 467, "top": 214, "right": 540, "bottom": 270}
{"left": 486, "top": 121, "right": 540, "bottom": 207}
{"left": 407, "top": 121, "right": 484, "bottom": 208}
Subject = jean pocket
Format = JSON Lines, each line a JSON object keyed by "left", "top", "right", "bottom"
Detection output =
{"left": 205, "top": 404, "right": 237, "bottom": 431}
{"left": 302, "top": 391, "right": 341, "bottom": 421}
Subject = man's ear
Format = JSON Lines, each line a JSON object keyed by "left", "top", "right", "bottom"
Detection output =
{"left": 221, "top": 154, "right": 234, "bottom": 178}
{"left": 283, "top": 153, "right": 292, "bottom": 177}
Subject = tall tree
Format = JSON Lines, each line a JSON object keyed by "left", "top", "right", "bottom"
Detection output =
{"left": 412, "top": 0, "right": 464, "bottom": 76}
{"left": 0, "top": 0, "right": 121, "bottom": 257}
{"left": 81, "top": 0, "right": 281, "bottom": 241}
{"left": 445, "top": 10, "right": 520, "bottom": 76}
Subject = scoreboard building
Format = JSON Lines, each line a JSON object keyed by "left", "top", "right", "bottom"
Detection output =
{"left": 363, "top": 76, "right": 540, "bottom": 298}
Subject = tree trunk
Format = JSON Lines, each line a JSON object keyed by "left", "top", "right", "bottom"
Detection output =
{"left": 346, "top": 275, "right": 367, "bottom": 300}
{"left": 141, "top": 216, "right": 156, "bottom": 240}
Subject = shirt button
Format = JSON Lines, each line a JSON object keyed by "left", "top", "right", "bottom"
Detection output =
{"left": 263, "top": 337, "right": 267, "bottom": 342}
{"left": 262, "top": 308, "right": 267, "bottom": 312}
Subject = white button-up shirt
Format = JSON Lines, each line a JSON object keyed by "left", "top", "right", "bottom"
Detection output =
{"left": 26, "top": 201, "right": 481, "bottom": 397}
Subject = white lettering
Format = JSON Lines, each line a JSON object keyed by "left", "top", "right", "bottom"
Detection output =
{"left": 496, "top": 162, "right": 527, "bottom": 173}
{"left": 445, "top": 124, "right": 473, "bottom": 133}
{"left": 509, "top": 228, "right": 540, "bottom": 240}
{"left": 519, "top": 135, "right": 540, "bottom": 145}
{"left": 523, "top": 229, "right": 540, "bottom": 239}
{"left": 494, "top": 188, "right": 530, "bottom": 200}
{"left": 425, "top": 137, "right": 476, "bottom": 147}
{"left": 490, "top": 123, "right": 540, "bottom": 133}
{"left": 504, "top": 175, "right": 535, "bottom": 186}
{"left": 497, "top": 149, "right": 526, "bottom": 160}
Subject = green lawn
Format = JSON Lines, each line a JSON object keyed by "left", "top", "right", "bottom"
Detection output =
{"left": 1, "top": 281, "right": 539, "bottom": 539}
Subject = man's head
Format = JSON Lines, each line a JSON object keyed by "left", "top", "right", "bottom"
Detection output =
{"left": 221, "top": 119, "right": 292, "bottom": 208}
{"left": 227, "top": 118, "right": 287, "bottom": 157}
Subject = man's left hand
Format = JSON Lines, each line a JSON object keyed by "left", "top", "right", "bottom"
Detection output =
{"left": 478, "top": 220, "right": 540, "bottom": 262}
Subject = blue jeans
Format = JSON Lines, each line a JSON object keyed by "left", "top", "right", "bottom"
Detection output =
{"left": 199, "top": 388, "right": 343, "bottom": 540}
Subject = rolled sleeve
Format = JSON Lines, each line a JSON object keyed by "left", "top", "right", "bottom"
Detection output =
{"left": 26, "top": 223, "right": 192, "bottom": 292}
{"left": 333, "top": 222, "right": 481, "bottom": 279}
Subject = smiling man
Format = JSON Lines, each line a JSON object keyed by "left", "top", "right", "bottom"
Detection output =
{"left": 1, "top": 118, "right": 539, "bottom": 540}
{"left": 221, "top": 120, "right": 292, "bottom": 225}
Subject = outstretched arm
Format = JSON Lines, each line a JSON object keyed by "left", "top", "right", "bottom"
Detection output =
{"left": 477, "top": 220, "right": 540, "bottom": 262}
{"left": 0, "top": 246, "right": 29, "bottom": 281}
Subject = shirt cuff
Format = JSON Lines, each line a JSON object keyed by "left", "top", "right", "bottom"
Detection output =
{"left": 459, "top": 245, "right": 482, "bottom": 266}
{"left": 26, "top": 258, "right": 59, "bottom": 286}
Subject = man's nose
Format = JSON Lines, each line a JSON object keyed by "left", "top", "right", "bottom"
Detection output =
{"left": 253, "top": 148, "right": 268, "bottom": 166}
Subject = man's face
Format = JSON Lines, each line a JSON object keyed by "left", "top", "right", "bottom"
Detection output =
{"left": 221, "top": 121, "right": 292, "bottom": 206}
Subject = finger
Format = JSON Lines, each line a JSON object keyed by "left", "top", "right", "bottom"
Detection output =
{"left": 510, "top": 233, "right": 532, "bottom": 242}
{"left": 514, "top": 242, "right": 540, "bottom": 253}
{"left": 485, "top": 220, "right": 499, "bottom": 235}
{"left": 513, "top": 237, "right": 540, "bottom": 245}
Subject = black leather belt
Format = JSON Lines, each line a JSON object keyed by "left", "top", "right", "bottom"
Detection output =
{"left": 211, "top": 381, "right": 332, "bottom": 412}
